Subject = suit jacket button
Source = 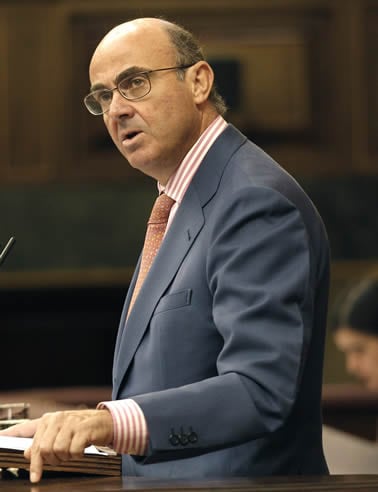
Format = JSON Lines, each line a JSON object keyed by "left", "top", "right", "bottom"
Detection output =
{"left": 179, "top": 433, "right": 189, "bottom": 445}
{"left": 169, "top": 429, "right": 180, "bottom": 446}
{"left": 188, "top": 429, "right": 198, "bottom": 444}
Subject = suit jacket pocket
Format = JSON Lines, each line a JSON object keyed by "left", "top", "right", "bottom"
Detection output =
{"left": 154, "top": 289, "right": 192, "bottom": 315}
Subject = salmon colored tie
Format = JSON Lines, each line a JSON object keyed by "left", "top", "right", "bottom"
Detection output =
{"left": 128, "top": 193, "right": 175, "bottom": 315}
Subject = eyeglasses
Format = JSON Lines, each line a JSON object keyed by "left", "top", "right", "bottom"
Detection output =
{"left": 84, "top": 64, "right": 194, "bottom": 115}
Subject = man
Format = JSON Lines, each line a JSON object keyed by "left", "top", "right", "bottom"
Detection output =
{"left": 1, "top": 17, "right": 330, "bottom": 482}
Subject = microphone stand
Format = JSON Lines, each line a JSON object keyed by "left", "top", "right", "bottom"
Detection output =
{"left": 0, "top": 237, "right": 16, "bottom": 266}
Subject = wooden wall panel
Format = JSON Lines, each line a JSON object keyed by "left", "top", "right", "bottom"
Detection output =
{"left": 0, "top": 4, "right": 63, "bottom": 182}
{"left": 6, "top": 7, "right": 46, "bottom": 179}
{"left": 197, "top": 10, "right": 338, "bottom": 175}
{"left": 366, "top": 2, "right": 378, "bottom": 166}
{"left": 195, "top": 30, "right": 311, "bottom": 133}
{"left": 0, "top": 0, "right": 377, "bottom": 182}
{"left": 64, "top": 1, "right": 345, "bottom": 179}
{"left": 0, "top": 8, "right": 10, "bottom": 179}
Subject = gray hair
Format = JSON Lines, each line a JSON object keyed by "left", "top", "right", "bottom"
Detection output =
{"left": 163, "top": 21, "right": 227, "bottom": 116}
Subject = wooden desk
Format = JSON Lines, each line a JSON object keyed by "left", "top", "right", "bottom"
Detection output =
{"left": 322, "top": 384, "right": 378, "bottom": 441}
{"left": 1, "top": 475, "right": 378, "bottom": 491}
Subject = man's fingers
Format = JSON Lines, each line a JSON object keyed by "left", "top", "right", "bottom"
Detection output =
{"left": 32, "top": 414, "right": 63, "bottom": 465}
{"left": 50, "top": 429, "right": 77, "bottom": 462}
{"left": 69, "top": 432, "right": 89, "bottom": 459}
{"left": 29, "top": 449, "right": 44, "bottom": 484}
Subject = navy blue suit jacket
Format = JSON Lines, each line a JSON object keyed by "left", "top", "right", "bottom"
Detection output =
{"left": 112, "top": 124, "right": 330, "bottom": 477}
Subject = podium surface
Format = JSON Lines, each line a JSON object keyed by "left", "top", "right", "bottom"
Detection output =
{"left": 1, "top": 475, "right": 378, "bottom": 491}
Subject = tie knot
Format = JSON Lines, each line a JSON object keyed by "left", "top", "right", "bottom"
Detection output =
{"left": 148, "top": 193, "right": 175, "bottom": 225}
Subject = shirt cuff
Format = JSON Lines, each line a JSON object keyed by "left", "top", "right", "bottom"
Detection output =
{"left": 97, "top": 399, "right": 149, "bottom": 456}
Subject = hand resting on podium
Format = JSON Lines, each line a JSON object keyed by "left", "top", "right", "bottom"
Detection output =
{"left": 0, "top": 408, "right": 113, "bottom": 483}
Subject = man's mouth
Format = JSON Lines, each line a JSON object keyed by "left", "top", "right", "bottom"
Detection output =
{"left": 122, "top": 130, "right": 141, "bottom": 142}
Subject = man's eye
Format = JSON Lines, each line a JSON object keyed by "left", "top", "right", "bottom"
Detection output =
{"left": 130, "top": 76, "right": 146, "bottom": 88}
{"left": 96, "top": 90, "right": 112, "bottom": 103}
{"left": 120, "top": 75, "right": 148, "bottom": 92}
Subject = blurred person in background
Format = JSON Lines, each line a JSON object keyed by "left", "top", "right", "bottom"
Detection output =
{"left": 332, "top": 274, "right": 378, "bottom": 391}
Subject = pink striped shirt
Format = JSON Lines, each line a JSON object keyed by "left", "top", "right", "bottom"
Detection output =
{"left": 161, "top": 115, "right": 228, "bottom": 227}
{"left": 98, "top": 115, "right": 227, "bottom": 456}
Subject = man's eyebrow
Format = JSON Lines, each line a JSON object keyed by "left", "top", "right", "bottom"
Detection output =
{"left": 115, "top": 66, "right": 149, "bottom": 85}
{"left": 89, "top": 66, "right": 149, "bottom": 93}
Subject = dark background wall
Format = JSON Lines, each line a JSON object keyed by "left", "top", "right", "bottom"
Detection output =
{"left": 0, "top": 0, "right": 377, "bottom": 390}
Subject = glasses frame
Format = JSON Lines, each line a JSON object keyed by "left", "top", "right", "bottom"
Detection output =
{"left": 84, "top": 64, "right": 195, "bottom": 115}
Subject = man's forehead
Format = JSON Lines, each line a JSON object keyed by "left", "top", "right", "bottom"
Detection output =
{"left": 92, "top": 25, "right": 173, "bottom": 69}
{"left": 89, "top": 19, "right": 175, "bottom": 85}
{"left": 98, "top": 19, "right": 172, "bottom": 54}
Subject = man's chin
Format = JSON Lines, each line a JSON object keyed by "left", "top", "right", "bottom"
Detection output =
{"left": 123, "top": 156, "right": 160, "bottom": 180}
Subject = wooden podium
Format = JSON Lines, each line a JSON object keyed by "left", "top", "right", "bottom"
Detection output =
{"left": 1, "top": 474, "right": 378, "bottom": 491}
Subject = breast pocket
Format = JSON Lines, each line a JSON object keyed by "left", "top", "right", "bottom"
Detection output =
{"left": 154, "top": 289, "right": 192, "bottom": 315}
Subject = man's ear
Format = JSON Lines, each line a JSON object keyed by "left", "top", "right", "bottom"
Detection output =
{"left": 189, "top": 61, "right": 214, "bottom": 105}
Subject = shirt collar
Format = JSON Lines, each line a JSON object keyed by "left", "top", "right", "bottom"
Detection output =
{"left": 158, "top": 115, "right": 227, "bottom": 203}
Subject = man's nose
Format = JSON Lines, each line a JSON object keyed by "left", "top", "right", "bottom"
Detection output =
{"left": 107, "top": 90, "right": 135, "bottom": 119}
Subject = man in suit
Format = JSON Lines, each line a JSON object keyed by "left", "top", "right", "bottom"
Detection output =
{"left": 1, "top": 17, "right": 330, "bottom": 482}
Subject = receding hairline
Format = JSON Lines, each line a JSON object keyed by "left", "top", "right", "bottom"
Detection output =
{"left": 90, "top": 18, "right": 177, "bottom": 69}
{"left": 97, "top": 18, "right": 176, "bottom": 50}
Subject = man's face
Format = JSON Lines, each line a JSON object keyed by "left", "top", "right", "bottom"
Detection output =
{"left": 334, "top": 327, "right": 378, "bottom": 390}
{"left": 88, "top": 21, "right": 202, "bottom": 184}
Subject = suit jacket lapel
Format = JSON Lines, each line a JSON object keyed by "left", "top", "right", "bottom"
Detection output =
{"left": 112, "top": 255, "right": 140, "bottom": 379}
{"left": 113, "top": 186, "right": 204, "bottom": 398}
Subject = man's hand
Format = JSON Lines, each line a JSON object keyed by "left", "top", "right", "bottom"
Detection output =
{"left": 0, "top": 409, "right": 113, "bottom": 483}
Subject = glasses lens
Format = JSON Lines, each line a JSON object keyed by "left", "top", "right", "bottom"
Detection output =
{"left": 118, "top": 73, "right": 150, "bottom": 100}
{"left": 85, "top": 89, "right": 112, "bottom": 115}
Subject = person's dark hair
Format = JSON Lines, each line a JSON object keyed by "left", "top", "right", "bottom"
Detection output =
{"left": 332, "top": 274, "right": 378, "bottom": 336}
{"left": 162, "top": 21, "right": 227, "bottom": 116}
